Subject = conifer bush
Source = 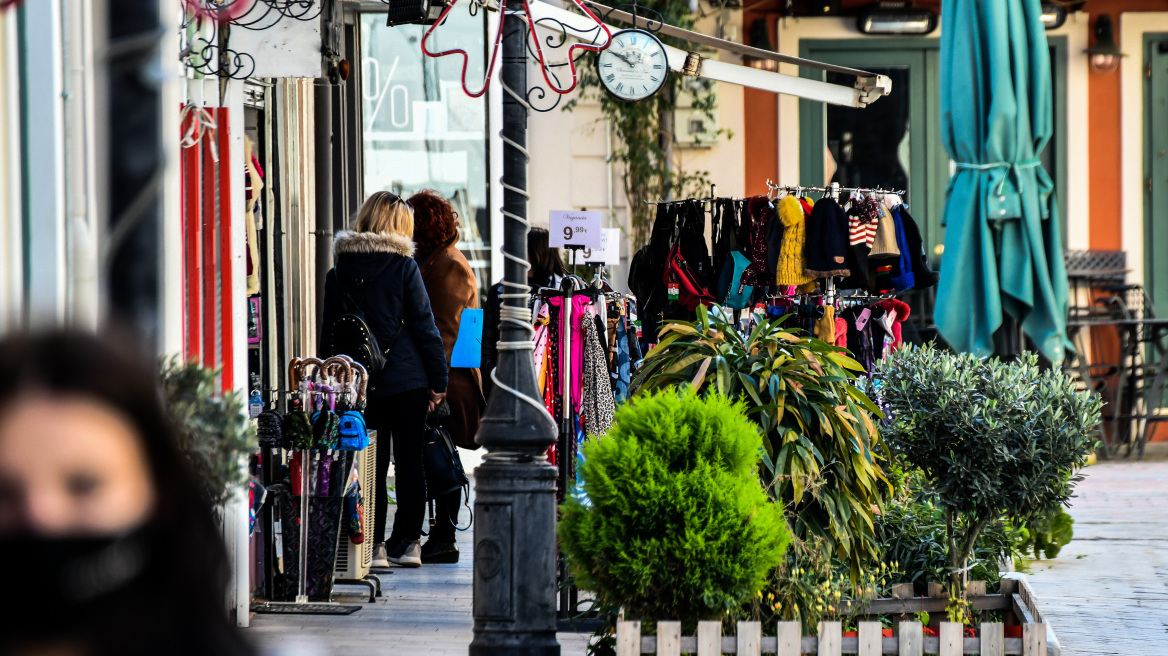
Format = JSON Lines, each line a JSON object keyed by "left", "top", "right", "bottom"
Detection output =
{"left": 559, "top": 388, "right": 790, "bottom": 622}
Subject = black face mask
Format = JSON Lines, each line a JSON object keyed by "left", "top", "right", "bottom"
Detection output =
{"left": 0, "top": 526, "right": 157, "bottom": 642}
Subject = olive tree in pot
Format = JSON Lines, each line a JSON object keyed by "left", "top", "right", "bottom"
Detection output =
{"left": 875, "top": 344, "right": 1101, "bottom": 620}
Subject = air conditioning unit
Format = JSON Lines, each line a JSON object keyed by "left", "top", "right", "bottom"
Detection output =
{"left": 675, "top": 79, "right": 720, "bottom": 149}
{"left": 333, "top": 432, "right": 381, "bottom": 602}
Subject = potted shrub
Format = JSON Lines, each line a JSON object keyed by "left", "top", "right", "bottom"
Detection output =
{"left": 559, "top": 388, "right": 790, "bottom": 623}
{"left": 634, "top": 305, "right": 890, "bottom": 579}
{"left": 161, "top": 358, "right": 254, "bottom": 508}
{"left": 875, "top": 344, "right": 1101, "bottom": 620}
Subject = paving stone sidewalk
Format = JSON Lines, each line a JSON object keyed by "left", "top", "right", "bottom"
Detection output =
{"left": 1026, "top": 450, "right": 1168, "bottom": 656}
{"left": 248, "top": 454, "right": 1168, "bottom": 655}
{"left": 247, "top": 487, "right": 593, "bottom": 656}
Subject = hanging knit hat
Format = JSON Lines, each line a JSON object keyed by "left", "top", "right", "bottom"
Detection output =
{"left": 847, "top": 197, "right": 880, "bottom": 248}
{"left": 841, "top": 198, "right": 881, "bottom": 292}
{"left": 804, "top": 197, "right": 850, "bottom": 279}
{"left": 775, "top": 195, "right": 815, "bottom": 287}
{"left": 874, "top": 298, "right": 911, "bottom": 354}
{"left": 869, "top": 204, "right": 901, "bottom": 257}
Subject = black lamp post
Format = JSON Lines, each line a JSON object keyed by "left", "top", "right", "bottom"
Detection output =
{"left": 468, "top": 0, "right": 561, "bottom": 653}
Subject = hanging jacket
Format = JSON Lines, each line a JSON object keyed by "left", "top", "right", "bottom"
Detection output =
{"left": 628, "top": 201, "right": 711, "bottom": 347}
{"left": 417, "top": 241, "right": 484, "bottom": 449}
{"left": 740, "top": 196, "right": 773, "bottom": 286}
{"left": 894, "top": 205, "right": 938, "bottom": 290}
{"left": 804, "top": 197, "right": 850, "bottom": 278}
{"left": 711, "top": 198, "right": 742, "bottom": 280}
{"left": 776, "top": 195, "right": 815, "bottom": 287}
{"left": 321, "top": 231, "right": 448, "bottom": 399}
{"left": 581, "top": 315, "right": 615, "bottom": 437}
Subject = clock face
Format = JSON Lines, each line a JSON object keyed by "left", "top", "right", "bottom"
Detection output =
{"left": 597, "top": 29, "right": 668, "bottom": 102}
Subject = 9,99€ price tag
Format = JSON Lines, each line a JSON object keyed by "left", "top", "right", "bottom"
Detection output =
{"left": 549, "top": 211, "right": 602, "bottom": 250}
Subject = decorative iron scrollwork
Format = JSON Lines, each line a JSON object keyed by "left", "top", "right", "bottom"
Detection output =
{"left": 179, "top": 0, "right": 323, "bottom": 79}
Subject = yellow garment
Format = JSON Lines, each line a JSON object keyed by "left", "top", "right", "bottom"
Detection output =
{"left": 776, "top": 195, "right": 816, "bottom": 287}
{"left": 815, "top": 305, "right": 836, "bottom": 345}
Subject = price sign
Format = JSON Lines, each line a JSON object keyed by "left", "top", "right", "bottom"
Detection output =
{"left": 583, "top": 228, "right": 621, "bottom": 265}
{"left": 549, "top": 210, "right": 602, "bottom": 249}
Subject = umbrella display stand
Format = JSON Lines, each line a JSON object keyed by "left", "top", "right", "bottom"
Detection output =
{"left": 261, "top": 448, "right": 353, "bottom": 614}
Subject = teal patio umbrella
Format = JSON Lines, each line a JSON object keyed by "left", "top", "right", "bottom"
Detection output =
{"left": 934, "top": 0, "right": 1070, "bottom": 364}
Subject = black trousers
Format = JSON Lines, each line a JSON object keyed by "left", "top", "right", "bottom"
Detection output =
{"left": 366, "top": 389, "right": 429, "bottom": 546}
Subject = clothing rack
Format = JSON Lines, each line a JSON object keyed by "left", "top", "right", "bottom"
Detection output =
{"left": 765, "top": 179, "right": 907, "bottom": 199}
{"left": 644, "top": 183, "right": 746, "bottom": 206}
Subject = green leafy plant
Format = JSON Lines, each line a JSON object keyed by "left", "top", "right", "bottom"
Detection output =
{"left": 739, "top": 541, "right": 899, "bottom": 634}
{"left": 633, "top": 305, "right": 890, "bottom": 578}
{"left": 161, "top": 358, "right": 254, "bottom": 507}
{"left": 875, "top": 477, "right": 1015, "bottom": 591}
{"left": 875, "top": 344, "right": 1101, "bottom": 614}
{"left": 559, "top": 387, "right": 790, "bottom": 622}
{"left": 1015, "top": 506, "right": 1075, "bottom": 560}
{"left": 564, "top": 0, "right": 728, "bottom": 248}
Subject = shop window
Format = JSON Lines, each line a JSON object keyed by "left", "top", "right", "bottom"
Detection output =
{"left": 360, "top": 12, "right": 492, "bottom": 299}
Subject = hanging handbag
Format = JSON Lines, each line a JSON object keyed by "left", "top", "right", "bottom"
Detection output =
{"left": 336, "top": 411, "right": 369, "bottom": 451}
{"left": 717, "top": 250, "right": 754, "bottom": 310}
{"left": 257, "top": 408, "right": 285, "bottom": 448}
{"left": 311, "top": 384, "right": 340, "bottom": 449}
{"left": 422, "top": 403, "right": 469, "bottom": 501}
{"left": 664, "top": 245, "right": 717, "bottom": 311}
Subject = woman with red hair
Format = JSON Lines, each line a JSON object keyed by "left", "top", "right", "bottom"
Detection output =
{"left": 408, "top": 190, "right": 482, "bottom": 564}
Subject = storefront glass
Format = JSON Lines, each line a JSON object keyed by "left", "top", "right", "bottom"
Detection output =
{"left": 361, "top": 13, "right": 491, "bottom": 299}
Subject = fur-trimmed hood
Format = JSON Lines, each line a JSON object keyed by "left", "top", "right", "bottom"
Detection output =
{"left": 333, "top": 230, "right": 415, "bottom": 258}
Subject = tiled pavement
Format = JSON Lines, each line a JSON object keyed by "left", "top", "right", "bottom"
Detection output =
{"left": 247, "top": 483, "right": 593, "bottom": 656}
{"left": 1026, "top": 447, "right": 1168, "bottom": 655}
{"left": 249, "top": 451, "right": 1168, "bottom": 655}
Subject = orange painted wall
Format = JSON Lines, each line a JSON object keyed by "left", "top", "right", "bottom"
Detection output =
{"left": 1082, "top": 1, "right": 1168, "bottom": 250}
{"left": 743, "top": 10, "right": 780, "bottom": 196}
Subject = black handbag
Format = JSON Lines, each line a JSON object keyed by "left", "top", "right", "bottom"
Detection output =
{"left": 423, "top": 406, "right": 468, "bottom": 501}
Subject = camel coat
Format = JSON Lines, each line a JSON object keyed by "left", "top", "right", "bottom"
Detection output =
{"left": 417, "top": 242, "right": 485, "bottom": 450}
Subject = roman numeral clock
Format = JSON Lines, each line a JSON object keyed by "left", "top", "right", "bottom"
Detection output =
{"left": 597, "top": 29, "right": 668, "bottom": 102}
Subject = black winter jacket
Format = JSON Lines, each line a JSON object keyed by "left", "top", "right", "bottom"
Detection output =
{"left": 321, "top": 231, "right": 448, "bottom": 399}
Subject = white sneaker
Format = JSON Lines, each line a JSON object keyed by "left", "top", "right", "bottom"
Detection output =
{"left": 387, "top": 539, "right": 422, "bottom": 567}
{"left": 371, "top": 542, "right": 390, "bottom": 569}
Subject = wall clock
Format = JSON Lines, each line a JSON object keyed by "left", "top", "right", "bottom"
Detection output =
{"left": 597, "top": 29, "right": 669, "bottom": 102}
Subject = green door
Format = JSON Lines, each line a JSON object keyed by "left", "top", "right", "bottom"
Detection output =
{"left": 798, "top": 40, "right": 948, "bottom": 261}
{"left": 1145, "top": 35, "right": 1168, "bottom": 317}
{"left": 798, "top": 38, "right": 1068, "bottom": 337}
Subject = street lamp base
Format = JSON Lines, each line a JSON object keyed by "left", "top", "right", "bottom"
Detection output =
{"left": 468, "top": 634, "right": 561, "bottom": 656}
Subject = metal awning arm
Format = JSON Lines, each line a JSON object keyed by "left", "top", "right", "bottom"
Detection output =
{"left": 527, "top": 0, "right": 890, "bottom": 107}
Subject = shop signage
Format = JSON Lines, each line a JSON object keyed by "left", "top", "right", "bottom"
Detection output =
{"left": 583, "top": 228, "right": 621, "bottom": 265}
{"left": 549, "top": 210, "right": 602, "bottom": 250}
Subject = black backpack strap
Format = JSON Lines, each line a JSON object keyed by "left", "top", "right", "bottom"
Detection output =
{"left": 336, "top": 257, "right": 395, "bottom": 312}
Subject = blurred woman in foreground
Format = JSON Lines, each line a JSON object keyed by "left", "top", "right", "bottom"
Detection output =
{"left": 0, "top": 332, "right": 254, "bottom": 656}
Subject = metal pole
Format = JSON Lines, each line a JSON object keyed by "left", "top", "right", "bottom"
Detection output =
{"left": 469, "top": 0, "right": 560, "bottom": 652}
{"left": 314, "top": 82, "right": 335, "bottom": 327}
